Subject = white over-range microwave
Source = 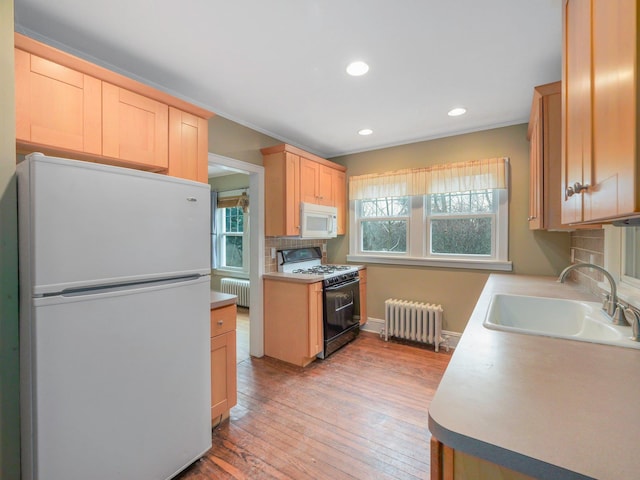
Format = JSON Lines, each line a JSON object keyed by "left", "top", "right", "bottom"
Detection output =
{"left": 300, "top": 202, "right": 338, "bottom": 239}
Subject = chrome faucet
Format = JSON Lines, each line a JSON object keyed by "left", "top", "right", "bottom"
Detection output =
{"left": 558, "top": 263, "right": 629, "bottom": 325}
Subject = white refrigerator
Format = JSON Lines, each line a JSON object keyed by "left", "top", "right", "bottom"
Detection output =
{"left": 17, "top": 153, "right": 212, "bottom": 480}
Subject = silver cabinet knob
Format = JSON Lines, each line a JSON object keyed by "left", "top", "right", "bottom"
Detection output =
{"left": 217, "top": 320, "right": 224, "bottom": 326}
{"left": 573, "top": 182, "right": 589, "bottom": 194}
{"left": 566, "top": 182, "right": 589, "bottom": 197}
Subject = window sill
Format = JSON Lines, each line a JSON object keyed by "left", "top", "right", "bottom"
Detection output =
{"left": 346, "top": 254, "right": 512, "bottom": 271}
{"left": 212, "top": 268, "right": 249, "bottom": 279}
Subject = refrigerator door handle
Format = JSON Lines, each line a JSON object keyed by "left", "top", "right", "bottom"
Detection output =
{"left": 56, "top": 274, "right": 204, "bottom": 298}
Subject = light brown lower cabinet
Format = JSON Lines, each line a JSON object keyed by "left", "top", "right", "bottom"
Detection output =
{"left": 358, "top": 268, "right": 367, "bottom": 326}
{"left": 431, "top": 437, "right": 536, "bottom": 480}
{"left": 210, "top": 304, "right": 237, "bottom": 423}
{"left": 264, "top": 279, "right": 323, "bottom": 367}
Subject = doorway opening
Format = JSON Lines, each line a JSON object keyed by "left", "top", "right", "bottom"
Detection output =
{"left": 208, "top": 153, "right": 265, "bottom": 360}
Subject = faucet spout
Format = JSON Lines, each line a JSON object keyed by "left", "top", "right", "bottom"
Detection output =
{"left": 558, "top": 263, "right": 627, "bottom": 324}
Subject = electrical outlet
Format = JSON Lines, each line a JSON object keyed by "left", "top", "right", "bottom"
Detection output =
{"left": 571, "top": 248, "right": 575, "bottom": 263}
{"left": 322, "top": 243, "right": 327, "bottom": 253}
{"left": 590, "top": 254, "right": 595, "bottom": 264}
{"left": 270, "top": 247, "right": 276, "bottom": 259}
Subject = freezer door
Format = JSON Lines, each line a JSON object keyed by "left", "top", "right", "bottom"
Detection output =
{"left": 22, "top": 276, "right": 212, "bottom": 480}
{"left": 18, "top": 154, "right": 210, "bottom": 295}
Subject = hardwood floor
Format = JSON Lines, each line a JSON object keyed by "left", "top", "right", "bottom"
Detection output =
{"left": 177, "top": 331, "right": 451, "bottom": 480}
{"left": 236, "top": 307, "right": 250, "bottom": 363}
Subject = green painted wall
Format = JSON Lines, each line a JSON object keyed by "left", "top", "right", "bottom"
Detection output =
{"left": 328, "top": 124, "right": 571, "bottom": 333}
{"left": 208, "top": 115, "right": 279, "bottom": 165}
{"left": 0, "top": 0, "right": 20, "bottom": 478}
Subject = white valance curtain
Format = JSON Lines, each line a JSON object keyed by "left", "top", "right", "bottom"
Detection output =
{"left": 349, "top": 157, "right": 509, "bottom": 200}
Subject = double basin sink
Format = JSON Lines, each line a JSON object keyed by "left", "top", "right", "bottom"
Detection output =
{"left": 483, "top": 293, "right": 640, "bottom": 349}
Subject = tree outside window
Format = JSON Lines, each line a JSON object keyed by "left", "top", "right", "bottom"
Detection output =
{"left": 428, "top": 191, "right": 495, "bottom": 256}
{"left": 217, "top": 206, "right": 248, "bottom": 272}
{"left": 352, "top": 189, "right": 505, "bottom": 263}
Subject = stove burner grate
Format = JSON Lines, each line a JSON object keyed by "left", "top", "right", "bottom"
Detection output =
{"left": 291, "top": 265, "right": 352, "bottom": 275}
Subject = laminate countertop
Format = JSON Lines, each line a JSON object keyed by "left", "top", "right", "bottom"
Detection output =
{"left": 210, "top": 291, "right": 237, "bottom": 310}
{"left": 428, "top": 274, "right": 639, "bottom": 480}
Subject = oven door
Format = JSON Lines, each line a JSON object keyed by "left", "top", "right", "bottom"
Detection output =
{"left": 323, "top": 277, "right": 360, "bottom": 342}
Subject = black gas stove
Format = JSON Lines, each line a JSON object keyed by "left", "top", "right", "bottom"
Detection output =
{"left": 276, "top": 247, "right": 361, "bottom": 358}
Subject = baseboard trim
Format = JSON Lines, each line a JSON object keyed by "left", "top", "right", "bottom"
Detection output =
{"left": 361, "top": 316, "right": 461, "bottom": 349}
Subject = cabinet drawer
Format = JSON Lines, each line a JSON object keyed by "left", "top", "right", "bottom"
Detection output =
{"left": 210, "top": 304, "right": 237, "bottom": 337}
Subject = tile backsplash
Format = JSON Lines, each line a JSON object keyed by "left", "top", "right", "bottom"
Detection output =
{"left": 569, "top": 228, "right": 605, "bottom": 296}
{"left": 264, "top": 237, "right": 327, "bottom": 272}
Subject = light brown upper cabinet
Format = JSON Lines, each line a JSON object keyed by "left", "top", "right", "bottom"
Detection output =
{"left": 15, "top": 49, "right": 102, "bottom": 156}
{"left": 528, "top": 82, "right": 566, "bottom": 230}
{"left": 102, "top": 83, "right": 168, "bottom": 171}
{"left": 334, "top": 169, "right": 347, "bottom": 234}
{"left": 300, "top": 157, "right": 334, "bottom": 206}
{"left": 263, "top": 149, "right": 302, "bottom": 236}
{"left": 261, "top": 144, "right": 347, "bottom": 236}
{"left": 15, "top": 33, "right": 213, "bottom": 182}
{"left": 168, "top": 107, "right": 209, "bottom": 183}
{"left": 562, "top": 0, "right": 640, "bottom": 224}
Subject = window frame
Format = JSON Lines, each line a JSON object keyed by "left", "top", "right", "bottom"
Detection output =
{"left": 357, "top": 196, "right": 410, "bottom": 255}
{"left": 603, "top": 225, "right": 640, "bottom": 307}
{"left": 214, "top": 205, "right": 250, "bottom": 276}
{"left": 347, "top": 189, "right": 511, "bottom": 271}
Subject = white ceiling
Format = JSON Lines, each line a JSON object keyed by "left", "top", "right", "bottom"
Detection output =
{"left": 14, "top": 0, "right": 562, "bottom": 159}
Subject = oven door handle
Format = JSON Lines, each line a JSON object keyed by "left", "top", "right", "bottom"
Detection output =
{"left": 325, "top": 278, "right": 360, "bottom": 291}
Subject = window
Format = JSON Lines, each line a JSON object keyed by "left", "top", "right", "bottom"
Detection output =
{"left": 347, "top": 158, "right": 511, "bottom": 270}
{"left": 604, "top": 225, "right": 640, "bottom": 305}
{"left": 212, "top": 190, "right": 249, "bottom": 274}
{"left": 623, "top": 227, "right": 640, "bottom": 288}
{"left": 218, "top": 206, "right": 246, "bottom": 269}
{"left": 428, "top": 191, "right": 496, "bottom": 256}
{"left": 360, "top": 197, "right": 409, "bottom": 253}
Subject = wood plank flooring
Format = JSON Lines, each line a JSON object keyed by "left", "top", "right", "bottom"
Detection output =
{"left": 236, "top": 307, "right": 250, "bottom": 363}
{"left": 177, "top": 331, "right": 451, "bottom": 480}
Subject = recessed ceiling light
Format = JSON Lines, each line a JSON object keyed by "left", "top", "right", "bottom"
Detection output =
{"left": 448, "top": 107, "right": 467, "bottom": 117}
{"left": 347, "top": 61, "right": 369, "bottom": 76}
{"left": 358, "top": 128, "right": 373, "bottom": 136}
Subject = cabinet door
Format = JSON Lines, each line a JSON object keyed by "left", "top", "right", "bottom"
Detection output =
{"left": 431, "top": 437, "right": 536, "bottom": 480}
{"left": 264, "top": 279, "right": 323, "bottom": 366}
{"left": 317, "top": 165, "right": 334, "bottom": 206}
{"left": 284, "top": 153, "right": 302, "bottom": 235}
{"left": 300, "top": 157, "right": 321, "bottom": 204}
{"left": 211, "top": 330, "right": 237, "bottom": 421}
{"left": 334, "top": 169, "right": 347, "bottom": 234}
{"left": 358, "top": 269, "right": 367, "bottom": 326}
{"left": 301, "top": 160, "right": 335, "bottom": 206}
{"left": 168, "top": 107, "right": 208, "bottom": 183}
{"left": 103, "top": 82, "right": 168, "bottom": 171}
{"left": 562, "top": 0, "right": 592, "bottom": 224}
{"left": 528, "top": 108, "right": 543, "bottom": 230}
{"left": 15, "top": 49, "right": 102, "bottom": 155}
{"left": 264, "top": 151, "right": 301, "bottom": 236}
{"left": 307, "top": 282, "right": 323, "bottom": 357}
{"left": 542, "top": 91, "right": 566, "bottom": 230}
{"left": 529, "top": 83, "right": 566, "bottom": 231}
{"left": 589, "top": 0, "right": 637, "bottom": 220}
